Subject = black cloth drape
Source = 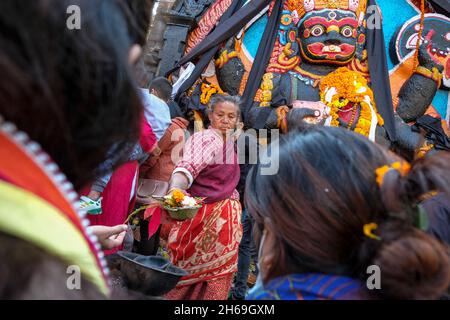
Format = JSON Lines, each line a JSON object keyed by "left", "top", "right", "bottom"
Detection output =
{"left": 166, "top": 0, "right": 272, "bottom": 77}
{"left": 412, "top": 114, "right": 450, "bottom": 151}
{"left": 241, "top": 0, "right": 284, "bottom": 124}
{"left": 172, "top": 0, "right": 247, "bottom": 100}
{"left": 427, "top": 0, "right": 450, "bottom": 16}
{"left": 366, "top": 0, "right": 397, "bottom": 140}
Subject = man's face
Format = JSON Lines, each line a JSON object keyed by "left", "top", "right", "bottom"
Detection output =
{"left": 298, "top": 9, "right": 358, "bottom": 65}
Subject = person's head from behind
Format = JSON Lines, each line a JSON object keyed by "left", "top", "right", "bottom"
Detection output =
{"left": 246, "top": 126, "right": 450, "bottom": 299}
{"left": 149, "top": 77, "right": 172, "bottom": 102}
{"left": 0, "top": 0, "right": 151, "bottom": 191}
{"left": 208, "top": 94, "right": 241, "bottom": 138}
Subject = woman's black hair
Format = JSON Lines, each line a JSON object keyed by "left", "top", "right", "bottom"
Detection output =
{"left": 0, "top": 0, "right": 149, "bottom": 190}
{"left": 120, "top": 0, "right": 153, "bottom": 46}
{"left": 245, "top": 125, "right": 450, "bottom": 299}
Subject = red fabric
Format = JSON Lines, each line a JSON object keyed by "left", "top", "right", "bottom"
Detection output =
{"left": 167, "top": 199, "right": 242, "bottom": 290}
{"left": 139, "top": 117, "right": 157, "bottom": 153}
{"left": 160, "top": 223, "right": 173, "bottom": 242}
{"left": 144, "top": 205, "right": 162, "bottom": 240}
{"left": 87, "top": 161, "right": 139, "bottom": 254}
{"left": 165, "top": 273, "right": 234, "bottom": 300}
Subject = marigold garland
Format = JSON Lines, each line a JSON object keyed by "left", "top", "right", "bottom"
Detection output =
{"left": 319, "top": 67, "right": 384, "bottom": 137}
{"left": 200, "top": 82, "right": 223, "bottom": 105}
{"left": 286, "top": 0, "right": 305, "bottom": 16}
{"left": 259, "top": 73, "right": 274, "bottom": 107}
{"left": 215, "top": 50, "right": 238, "bottom": 69}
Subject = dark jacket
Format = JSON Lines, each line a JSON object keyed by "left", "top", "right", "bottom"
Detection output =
{"left": 236, "top": 131, "right": 259, "bottom": 209}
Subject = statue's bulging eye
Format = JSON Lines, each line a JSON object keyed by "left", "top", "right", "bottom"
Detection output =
{"left": 341, "top": 26, "right": 354, "bottom": 38}
{"left": 311, "top": 25, "right": 325, "bottom": 37}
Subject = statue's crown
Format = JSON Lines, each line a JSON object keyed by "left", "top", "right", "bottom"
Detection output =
{"left": 292, "top": 0, "right": 367, "bottom": 18}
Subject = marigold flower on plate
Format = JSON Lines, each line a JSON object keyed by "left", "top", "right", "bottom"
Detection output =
{"left": 172, "top": 189, "right": 185, "bottom": 204}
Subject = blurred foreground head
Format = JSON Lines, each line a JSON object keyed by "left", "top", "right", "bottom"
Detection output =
{"left": 0, "top": 0, "right": 152, "bottom": 190}
{"left": 0, "top": 0, "right": 153, "bottom": 299}
{"left": 246, "top": 126, "right": 450, "bottom": 299}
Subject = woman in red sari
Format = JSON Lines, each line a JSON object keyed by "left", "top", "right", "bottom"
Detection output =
{"left": 165, "top": 95, "right": 243, "bottom": 300}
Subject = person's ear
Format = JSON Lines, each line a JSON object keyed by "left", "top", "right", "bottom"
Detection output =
{"left": 128, "top": 44, "right": 142, "bottom": 65}
{"left": 260, "top": 224, "right": 276, "bottom": 277}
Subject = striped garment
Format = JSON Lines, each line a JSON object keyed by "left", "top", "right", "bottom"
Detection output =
{"left": 173, "top": 128, "right": 240, "bottom": 201}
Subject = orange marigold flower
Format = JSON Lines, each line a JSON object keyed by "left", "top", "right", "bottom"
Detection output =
{"left": 172, "top": 189, "right": 185, "bottom": 204}
{"left": 363, "top": 223, "right": 381, "bottom": 241}
{"left": 399, "top": 162, "right": 411, "bottom": 176}
{"left": 375, "top": 165, "right": 390, "bottom": 186}
{"left": 391, "top": 161, "right": 411, "bottom": 176}
{"left": 375, "top": 161, "right": 411, "bottom": 187}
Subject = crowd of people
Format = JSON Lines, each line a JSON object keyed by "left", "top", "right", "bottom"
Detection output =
{"left": 0, "top": 0, "right": 449, "bottom": 300}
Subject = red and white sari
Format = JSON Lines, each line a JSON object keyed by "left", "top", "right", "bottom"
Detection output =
{"left": 165, "top": 129, "right": 242, "bottom": 300}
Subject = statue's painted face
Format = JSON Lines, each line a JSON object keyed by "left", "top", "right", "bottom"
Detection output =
{"left": 298, "top": 9, "right": 358, "bottom": 65}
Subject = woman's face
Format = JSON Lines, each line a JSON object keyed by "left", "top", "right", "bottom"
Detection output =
{"left": 208, "top": 101, "right": 239, "bottom": 136}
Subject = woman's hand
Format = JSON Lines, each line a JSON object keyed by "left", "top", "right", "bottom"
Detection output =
{"left": 88, "top": 224, "right": 128, "bottom": 250}
{"left": 167, "top": 172, "right": 191, "bottom": 193}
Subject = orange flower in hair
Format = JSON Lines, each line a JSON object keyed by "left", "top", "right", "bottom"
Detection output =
{"left": 363, "top": 223, "right": 381, "bottom": 241}
{"left": 375, "top": 161, "right": 411, "bottom": 187}
{"left": 395, "top": 161, "right": 411, "bottom": 176}
{"left": 375, "top": 165, "right": 390, "bottom": 186}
